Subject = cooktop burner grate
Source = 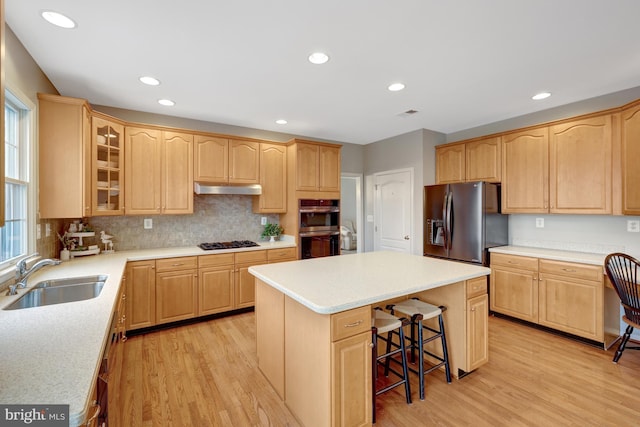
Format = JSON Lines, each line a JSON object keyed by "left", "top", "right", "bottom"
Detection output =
{"left": 199, "top": 240, "right": 259, "bottom": 250}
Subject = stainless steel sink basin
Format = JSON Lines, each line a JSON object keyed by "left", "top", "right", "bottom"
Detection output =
{"left": 3, "top": 275, "right": 108, "bottom": 310}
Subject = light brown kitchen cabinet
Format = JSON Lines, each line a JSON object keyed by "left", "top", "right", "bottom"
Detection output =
{"left": 38, "top": 93, "right": 92, "bottom": 218}
{"left": 549, "top": 115, "right": 612, "bottom": 214}
{"left": 92, "top": 113, "right": 125, "bottom": 215}
{"left": 538, "top": 259, "right": 603, "bottom": 341}
{"left": 198, "top": 253, "right": 234, "bottom": 316}
{"left": 620, "top": 101, "right": 640, "bottom": 215}
{"left": 293, "top": 141, "right": 341, "bottom": 192}
{"left": 466, "top": 136, "right": 501, "bottom": 183}
{"left": 193, "top": 136, "right": 260, "bottom": 184}
{"left": 501, "top": 126, "right": 549, "bottom": 213}
{"left": 465, "top": 277, "right": 489, "bottom": 372}
{"left": 155, "top": 257, "right": 198, "bottom": 325}
{"left": 435, "top": 143, "right": 465, "bottom": 184}
{"left": 234, "top": 250, "right": 268, "bottom": 308}
{"left": 125, "top": 127, "right": 193, "bottom": 215}
{"left": 490, "top": 253, "right": 539, "bottom": 322}
{"left": 267, "top": 247, "right": 297, "bottom": 263}
{"left": 253, "top": 143, "right": 287, "bottom": 213}
{"left": 125, "top": 260, "right": 156, "bottom": 331}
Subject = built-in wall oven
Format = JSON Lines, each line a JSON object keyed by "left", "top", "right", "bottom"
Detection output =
{"left": 299, "top": 199, "right": 340, "bottom": 259}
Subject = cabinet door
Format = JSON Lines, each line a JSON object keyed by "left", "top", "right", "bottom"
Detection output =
{"left": 125, "top": 260, "right": 156, "bottom": 330}
{"left": 549, "top": 115, "right": 612, "bottom": 214}
{"left": 466, "top": 137, "right": 501, "bottom": 182}
{"left": 436, "top": 143, "right": 465, "bottom": 184}
{"left": 162, "top": 131, "right": 193, "bottom": 214}
{"left": 235, "top": 261, "right": 266, "bottom": 308}
{"left": 38, "top": 94, "right": 91, "bottom": 218}
{"left": 254, "top": 143, "right": 287, "bottom": 213}
{"left": 194, "top": 135, "right": 228, "bottom": 183}
{"left": 466, "top": 294, "right": 488, "bottom": 372}
{"left": 125, "top": 127, "right": 162, "bottom": 214}
{"left": 199, "top": 266, "right": 234, "bottom": 316}
{"left": 331, "top": 331, "right": 372, "bottom": 427}
{"left": 156, "top": 269, "right": 198, "bottom": 324}
{"left": 229, "top": 139, "right": 260, "bottom": 184}
{"left": 490, "top": 266, "right": 538, "bottom": 322}
{"left": 538, "top": 274, "right": 602, "bottom": 341}
{"left": 319, "top": 145, "right": 341, "bottom": 192}
{"left": 296, "top": 143, "right": 320, "bottom": 190}
{"left": 501, "top": 127, "right": 549, "bottom": 213}
{"left": 621, "top": 103, "right": 640, "bottom": 215}
{"left": 92, "top": 116, "right": 124, "bottom": 216}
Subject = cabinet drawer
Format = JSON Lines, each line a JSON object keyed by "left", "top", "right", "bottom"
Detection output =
{"left": 466, "top": 276, "right": 488, "bottom": 299}
{"left": 267, "top": 247, "right": 297, "bottom": 262}
{"left": 156, "top": 256, "right": 198, "bottom": 272}
{"left": 539, "top": 259, "right": 602, "bottom": 282}
{"left": 235, "top": 250, "right": 267, "bottom": 264}
{"left": 491, "top": 253, "right": 538, "bottom": 271}
{"left": 199, "top": 253, "right": 235, "bottom": 268}
{"left": 331, "top": 305, "right": 371, "bottom": 342}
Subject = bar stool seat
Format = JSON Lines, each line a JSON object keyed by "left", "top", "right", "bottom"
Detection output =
{"left": 371, "top": 308, "right": 411, "bottom": 424}
{"left": 390, "top": 298, "right": 452, "bottom": 400}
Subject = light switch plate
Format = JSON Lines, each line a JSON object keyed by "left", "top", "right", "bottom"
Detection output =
{"left": 144, "top": 218, "right": 153, "bottom": 229}
{"left": 261, "top": 217, "right": 267, "bottom": 225}
{"left": 627, "top": 220, "right": 640, "bottom": 233}
{"left": 45, "top": 223, "right": 51, "bottom": 237}
{"left": 535, "top": 218, "right": 544, "bottom": 228}
{"left": 36, "top": 224, "right": 41, "bottom": 240}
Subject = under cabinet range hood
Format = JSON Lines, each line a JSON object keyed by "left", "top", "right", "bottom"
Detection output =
{"left": 194, "top": 182, "right": 262, "bottom": 195}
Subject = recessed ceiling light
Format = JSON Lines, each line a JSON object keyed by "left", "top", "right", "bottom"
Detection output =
{"left": 388, "top": 83, "right": 405, "bottom": 92}
{"left": 41, "top": 11, "right": 76, "bottom": 29}
{"left": 532, "top": 92, "right": 551, "bottom": 100}
{"left": 158, "top": 99, "right": 175, "bottom": 106}
{"left": 308, "top": 52, "right": 329, "bottom": 65}
{"left": 275, "top": 119, "right": 288, "bottom": 125}
{"left": 139, "top": 76, "right": 160, "bottom": 86}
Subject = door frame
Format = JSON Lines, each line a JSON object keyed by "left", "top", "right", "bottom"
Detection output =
{"left": 341, "top": 173, "right": 364, "bottom": 253}
{"left": 373, "top": 168, "right": 414, "bottom": 254}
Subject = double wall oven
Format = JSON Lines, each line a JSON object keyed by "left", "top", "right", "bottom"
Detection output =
{"left": 299, "top": 199, "right": 340, "bottom": 259}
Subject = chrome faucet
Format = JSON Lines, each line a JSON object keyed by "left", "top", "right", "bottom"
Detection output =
{"left": 6, "top": 255, "right": 61, "bottom": 295}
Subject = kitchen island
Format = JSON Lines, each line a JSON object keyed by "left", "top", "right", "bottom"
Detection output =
{"left": 249, "top": 251, "right": 491, "bottom": 427}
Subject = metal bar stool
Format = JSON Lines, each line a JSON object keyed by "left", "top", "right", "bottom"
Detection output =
{"left": 372, "top": 308, "right": 412, "bottom": 424}
{"left": 389, "top": 298, "right": 451, "bottom": 400}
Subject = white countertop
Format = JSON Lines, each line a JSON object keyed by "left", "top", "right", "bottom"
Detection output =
{"left": 0, "top": 240, "right": 294, "bottom": 426}
{"left": 249, "top": 251, "right": 491, "bottom": 314}
{"left": 489, "top": 245, "right": 609, "bottom": 266}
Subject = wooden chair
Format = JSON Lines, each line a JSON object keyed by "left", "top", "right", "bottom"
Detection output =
{"left": 604, "top": 252, "right": 640, "bottom": 363}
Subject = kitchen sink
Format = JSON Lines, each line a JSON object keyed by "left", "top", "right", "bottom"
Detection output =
{"left": 3, "top": 275, "right": 108, "bottom": 310}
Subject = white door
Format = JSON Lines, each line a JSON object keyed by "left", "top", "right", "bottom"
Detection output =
{"left": 374, "top": 169, "right": 413, "bottom": 253}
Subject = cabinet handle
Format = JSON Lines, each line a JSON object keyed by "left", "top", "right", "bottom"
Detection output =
{"left": 172, "top": 263, "right": 184, "bottom": 267}
{"left": 562, "top": 268, "right": 576, "bottom": 273}
{"left": 344, "top": 320, "right": 363, "bottom": 328}
{"left": 369, "top": 342, "right": 374, "bottom": 348}
{"left": 471, "top": 307, "right": 476, "bottom": 312}
{"left": 507, "top": 261, "right": 518, "bottom": 265}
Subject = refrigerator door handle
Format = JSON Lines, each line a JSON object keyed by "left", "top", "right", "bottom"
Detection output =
{"left": 445, "top": 191, "right": 453, "bottom": 250}
{"left": 442, "top": 192, "right": 449, "bottom": 250}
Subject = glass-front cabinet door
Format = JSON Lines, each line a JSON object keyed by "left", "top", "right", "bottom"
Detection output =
{"left": 92, "top": 115, "right": 125, "bottom": 215}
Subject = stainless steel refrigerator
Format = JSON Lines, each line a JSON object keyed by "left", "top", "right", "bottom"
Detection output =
{"left": 424, "top": 181, "right": 508, "bottom": 265}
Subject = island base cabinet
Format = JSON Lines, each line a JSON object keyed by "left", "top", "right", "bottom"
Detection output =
{"left": 256, "top": 280, "right": 285, "bottom": 399}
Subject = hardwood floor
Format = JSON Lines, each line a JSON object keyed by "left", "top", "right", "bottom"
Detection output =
{"left": 118, "top": 313, "right": 640, "bottom": 427}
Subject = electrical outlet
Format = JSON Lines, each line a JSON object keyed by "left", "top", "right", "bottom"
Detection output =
{"left": 36, "top": 224, "right": 41, "bottom": 240}
{"left": 45, "top": 223, "right": 51, "bottom": 237}
{"left": 535, "top": 218, "right": 544, "bottom": 228}
{"left": 261, "top": 217, "right": 267, "bottom": 225}
{"left": 627, "top": 220, "right": 640, "bottom": 233}
{"left": 144, "top": 218, "right": 153, "bottom": 229}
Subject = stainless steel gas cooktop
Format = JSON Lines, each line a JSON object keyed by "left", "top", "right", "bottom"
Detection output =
{"left": 198, "top": 240, "right": 259, "bottom": 251}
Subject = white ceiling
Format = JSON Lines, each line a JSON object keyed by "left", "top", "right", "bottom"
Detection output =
{"left": 6, "top": 1, "right": 640, "bottom": 145}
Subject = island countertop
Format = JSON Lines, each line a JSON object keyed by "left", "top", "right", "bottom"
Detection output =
{"left": 249, "top": 251, "right": 491, "bottom": 314}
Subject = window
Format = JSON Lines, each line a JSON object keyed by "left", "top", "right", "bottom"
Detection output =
{"left": 1, "top": 89, "right": 33, "bottom": 268}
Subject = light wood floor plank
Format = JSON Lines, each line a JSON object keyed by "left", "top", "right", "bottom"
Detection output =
{"left": 118, "top": 313, "right": 640, "bottom": 426}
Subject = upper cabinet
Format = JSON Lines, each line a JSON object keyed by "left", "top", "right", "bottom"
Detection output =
{"left": 293, "top": 141, "right": 341, "bottom": 192}
{"left": 125, "top": 127, "right": 193, "bottom": 215}
{"left": 549, "top": 115, "right": 612, "bottom": 214}
{"left": 435, "top": 136, "right": 500, "bottom": 184}
{"left": 194, "top": 136, "right": 259, "bottom": 184}
{"left": 253, "top": 143, "right": 287, "bottom": 213}
{"left": 38, "top": 93, "right": 92, "bottom": 219}
{"left": 92, "top": 114, "right": 125, "bottom": 216}
{"left": 621, "top": 101, "right": 640, "bottom": 215}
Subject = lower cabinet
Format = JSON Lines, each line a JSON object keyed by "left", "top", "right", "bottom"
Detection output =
{"left": 155, "top": 257, "right": 198, "bottom": 324}
{"left": 125, "top": 260, "right": 156, "bottom": 330}
{"left": 235, "top": 251, "right": 268, "bottom": 308}
{"left": 199, "top": 253, "right": 235, "bottom": 316}
{"left": 490, "top": 253, "right": 607, "bottom": 343}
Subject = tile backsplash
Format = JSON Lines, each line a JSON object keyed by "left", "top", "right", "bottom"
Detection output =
{"left": 83, "top": 195, "right": 280, "bottom": 251}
